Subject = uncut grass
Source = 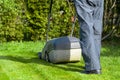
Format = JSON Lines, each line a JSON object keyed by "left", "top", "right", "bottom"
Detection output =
{"left": 0, "top": 41, "right": 120, "bottom": 80}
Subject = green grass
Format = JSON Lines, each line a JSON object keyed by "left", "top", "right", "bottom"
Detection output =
{"left": 0, "top": 41, "right": 120, "bottom": 80}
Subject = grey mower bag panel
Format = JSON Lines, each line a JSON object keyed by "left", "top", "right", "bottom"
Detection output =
{"left": 40, "top": 36, "right": 81, "bottom": 63}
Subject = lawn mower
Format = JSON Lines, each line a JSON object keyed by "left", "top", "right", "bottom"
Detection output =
{"left": 38, "top": 0, "right": 81, "bottom": 63}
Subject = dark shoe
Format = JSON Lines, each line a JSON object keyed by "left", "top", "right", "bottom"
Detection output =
{"left": 81, "top": 70, "right": 101, "bottom": 74}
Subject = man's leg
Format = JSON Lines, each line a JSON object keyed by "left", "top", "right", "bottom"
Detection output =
{"left": 74, "top": 0, "right": 101, "bottom": 71}
{"left": 93, "top": 0, "right": 104, "bottom": 69}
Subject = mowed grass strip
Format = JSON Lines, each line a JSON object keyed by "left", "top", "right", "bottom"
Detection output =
{"left": 0, "top": 65, "right": 10, "bottom": 80}
{"left": 0, "top": 41, "right": 120, "bottom": 80}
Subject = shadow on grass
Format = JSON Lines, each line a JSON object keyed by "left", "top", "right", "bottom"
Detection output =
{"left": 101, "top": 40, "right": 120, "bottom": 57}
{"left": 0, "top": 55, "right": 84, "bottom": 72}
{"left": 101, "top": 45, "right": 120, "bottom": 57}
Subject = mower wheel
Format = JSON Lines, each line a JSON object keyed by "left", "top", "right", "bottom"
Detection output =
{"left": 38, "top": 52, "right": 42, "bottom": 59}
{"left": 45, "top": 53, "right": 50, "bottom": 62}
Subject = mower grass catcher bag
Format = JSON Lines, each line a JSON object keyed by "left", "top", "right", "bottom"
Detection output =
{"left": 38, "top": 36, "right": 81, "bottom": 63}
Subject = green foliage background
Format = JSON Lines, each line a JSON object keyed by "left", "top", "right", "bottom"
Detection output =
{"left": 0, "top": 0, "right": 24, "bottom": 41}
{"left": 0, "top": 0, "right": 120, "bottom": 42}
{"left": 25, "top": 0, "right": 79, "bottom": 41}
{"left": 0, "top": 0, "right": 79, "bottom": 41}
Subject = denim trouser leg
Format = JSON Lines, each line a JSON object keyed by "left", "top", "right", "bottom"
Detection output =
{"left": 74, "top": 0, "right": 104, "bottom": 71}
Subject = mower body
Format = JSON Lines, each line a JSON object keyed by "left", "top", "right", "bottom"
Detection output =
{"left": 39, "top": 36, "right": 82, "bottom": 63}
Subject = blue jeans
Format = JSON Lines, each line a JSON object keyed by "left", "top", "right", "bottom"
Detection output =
{"left": 74, "top": 0, "right": 104, "bottom": 71}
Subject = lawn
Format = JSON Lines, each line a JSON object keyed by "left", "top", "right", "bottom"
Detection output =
{"left": 0, "top": 41, "right": 120, "bottom": 80}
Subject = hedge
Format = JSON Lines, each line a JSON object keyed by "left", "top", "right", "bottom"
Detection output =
{"left": 1, "top": 0, "right": 119, "bottom": 42}
{"left": 0, "top": 0, "right": 79, "bottom": 42}
{"left": 25, "top": 0, "right": 79, "bottom": 41}
{"left": 0, "top": 0, "right": 24, "bottom": 41}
